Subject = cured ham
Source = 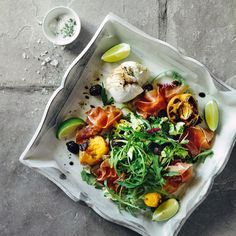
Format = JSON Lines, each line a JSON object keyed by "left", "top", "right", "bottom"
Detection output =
{"left": 134, "top": 88, "right": 166, "bottom": 118}
{"left": 160, "top": 83, "right": 188, "bottom": 102}
{"left": 164, "top": 162, "right": 193, "bottom": 194}
{"left": 76, "top": 106, "right": 122, "bottom": 143}
{"left": 86, "top": 105, "right": 122, "bottom": 129}
{"left": 93, "top": 159, "right": 124, "bottom": 191}
{"left": 184, "top": 126, "right": 214, "bottom": 156}
{"left": 76, "top": 125, "right": 101, "bottom": 143}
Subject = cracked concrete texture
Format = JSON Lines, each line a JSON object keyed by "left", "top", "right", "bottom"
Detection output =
{"left": 1, "top": 0, "right": 236, "bottom": 236}
{"left": 70, "top": 0, "right": 160, "bottom": 38}
{"left": 166, "top": 0, "right": 236, "bottom": 87}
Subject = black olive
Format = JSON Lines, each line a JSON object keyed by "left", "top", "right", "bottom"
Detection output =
{"left": 148, "top": 142, "right": 169, "bottom": 155}
{"left": 148, "top": 142, "right": 161, "bottom": 155}
{"left": 143, "top": 84, "right": 153, "bottom": 91}
{"left": 158, "top": 110, "right": 167, "bottom": 118}
{"left": 172, "top": 80, "right": 181, "bottom": 86}
{"left": 66, "top": 141, "right": 80, "bottom": 154}
{"left": 112, "top": 139, "right": 125, "bottom": 147}
{"left": 89, "top": 84, "right": 102, "bottom": 96}
{"left": 153, "top": 147, "right": 161, "bottom": 155}
{"left": 79, "top": 141, "right": 89, "bottom": 151}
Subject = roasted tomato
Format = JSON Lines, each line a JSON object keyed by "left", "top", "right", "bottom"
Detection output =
{"left": 79, "top": 136, "right": 109, "bottom": 166}
{"left": 144, "top": 192, "right": 162, "bottom": 208}
{"left": 164, "top": 162, "right": 193, "bottom": 194}
{"left": 167, "top": 93, "right": 199, "bottom": 126}
{"left": 133, "top": 88, "right": 166, "bottom": 118}
{"left": 184, "top": 126, "right": 214, "bottom": 156}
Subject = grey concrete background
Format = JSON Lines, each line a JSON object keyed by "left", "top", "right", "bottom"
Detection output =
{"left": 0, "top": 0, "right": 236, "bottom": 235}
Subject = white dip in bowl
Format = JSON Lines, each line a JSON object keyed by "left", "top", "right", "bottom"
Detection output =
{"left": 43, "top": 6, "right": 81, "bottom": 46}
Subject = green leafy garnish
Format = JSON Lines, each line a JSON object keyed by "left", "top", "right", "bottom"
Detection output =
{"left": 193, "top": 149, "right": 214, "bottom": 163}
{"left": 171, "top": 71, "right": 186, "bottom": 85}
{"left": 169, "top": 122, "right": 185, "bottom": 136}
{"left": 160, "top": 144, "right": 188, "bottom": 166}
{"left": 81, "top": 169, "right": 102, "bottom": 189}
{"left": 101, "top": 83, "right": 114, "bottom": 106}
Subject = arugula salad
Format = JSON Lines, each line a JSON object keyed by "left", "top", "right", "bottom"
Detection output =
{"left": 56, "top": 43, "right": 218, "bottom": 221}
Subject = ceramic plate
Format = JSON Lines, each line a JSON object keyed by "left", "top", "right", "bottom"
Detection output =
{"left": 20, "top": 13, "right": 236, "bottom": 236}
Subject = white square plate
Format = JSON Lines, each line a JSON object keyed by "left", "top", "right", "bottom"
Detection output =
{"left": 20, "top": 13, "right": 236, "bottom": 236}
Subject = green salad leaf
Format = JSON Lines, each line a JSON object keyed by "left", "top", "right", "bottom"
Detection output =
{"left": 193, "top": 149, "right": 214, "bottom": 163}
{"left": 81, "top": 169, "right": 102, "bottom": 189}
{"left": 79, "top": 108, "right": 214, "bottom": 216}
{"left": 169, "top": 122, "right": 185, "bottom": 136}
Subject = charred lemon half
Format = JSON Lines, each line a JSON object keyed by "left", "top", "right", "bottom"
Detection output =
{"left": 167, "top": 94, "right": 199, "bottom": 126}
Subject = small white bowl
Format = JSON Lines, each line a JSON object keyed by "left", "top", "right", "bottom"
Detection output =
{"left": 42, "top": 6, "right": 81, "bottom": 46}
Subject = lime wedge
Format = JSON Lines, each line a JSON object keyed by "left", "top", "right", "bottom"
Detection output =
{"left": 152, "top": 198, "right": 179, "bottom": 222}
{"left": 205, "top": 100, "right": 219, "bottom": 131}
{"left": 56, "top": 117, "right": 85, "bottom": 140}
{"left": 101, "top": 43, "right": 130, "bottom": 62}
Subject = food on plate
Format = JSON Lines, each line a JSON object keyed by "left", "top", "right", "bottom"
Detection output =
{"left": 167, "top": 94, "right": 199, "bottom": 126}
{"left": 101, "top": 43, "right": 131, "bottom": 62}
{"left": 57, "top": 47, "right": 218, "bottom": 221}
{"left": 205, "top": 100, "right": 219, "bottom": 131}
{"left": 144, "top": 192, "right": 162, "bottom": 208}
{"left": 79, "top": 136, "right": 109, "bottom": 165}
{"left": 76, "top": 105, "right": 122, "bottom": 143}
{"left": 56, "top": 117, "right": 85, "bottom": 140}
{"left": 133, "top": 87, "right": 166, "bottom": 118}
{"left": 66, "top": 141, "right": 80, "bottom": 154}
{"left": 184, "top": 126, "right": 214, "bottom": 156}
{"left": 163, "top": 162, "right": 193, "bottom": 194}
{"left": 89, "top": 84, "right": 103, "bottom": 96}
{"left": 154, "top": 71, "right": 189, "bottom": 101}
{"left": 105, "top": 61, "right": 149, "bottom": 103}
{"left": 152, "top": 198, "right": 179, "bottom": 222}
{"left": 86, "top": 105, "right": 122, "bottom": 129}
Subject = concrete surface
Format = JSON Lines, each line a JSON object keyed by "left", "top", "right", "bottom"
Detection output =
{"left": 0, "top": 0, "right": 236, "bottom": 236}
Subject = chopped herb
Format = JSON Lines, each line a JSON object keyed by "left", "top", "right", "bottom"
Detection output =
{"left": 60, "top": 18, "right": 76, "bottom": 38}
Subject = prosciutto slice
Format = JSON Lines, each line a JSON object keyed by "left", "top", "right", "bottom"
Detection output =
{"left": 133, "top": 88, "right": 166, "bottom": 118}
{"left": 93, "top": 159, "right": 124, "bottom": 191}
{"left": 76, "top": 106, "right": 122, "bottom": 143}
{"left": 164, "top": 162, "right": 193, "bottom": 194}
{"left": 184, "top": 126, "right": 214, "bottom": 156}
{"left": 160, "top": 84, "right": 188, "bottom": 102}
{"left": 86, "top": 105, "right": 122, "bottom": 129}
{"left": 76, "top": 125, "right": 101, "bottom": 143}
